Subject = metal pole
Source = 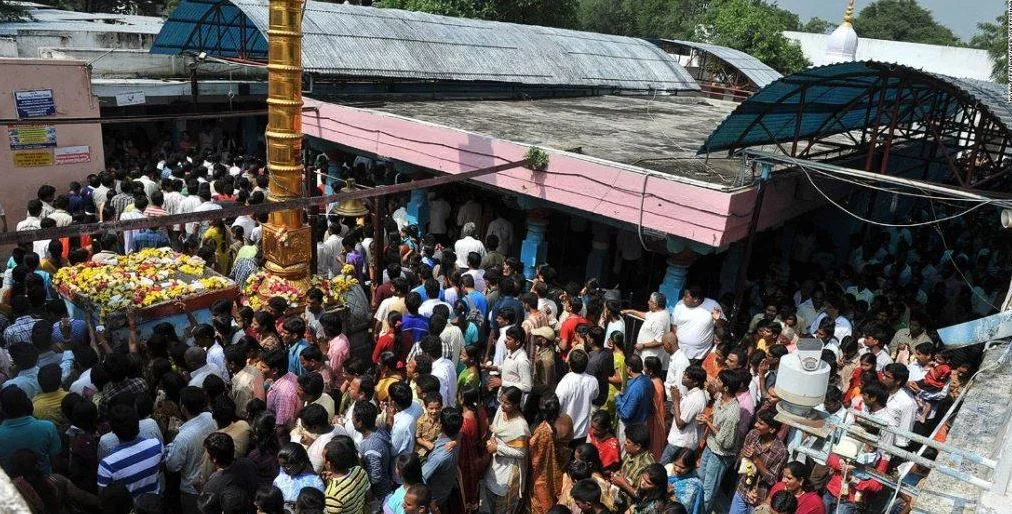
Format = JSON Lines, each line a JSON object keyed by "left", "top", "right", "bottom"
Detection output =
{"left": 851, "top": 411, "right": 998, "bottom": 468}
{"left": 372, "top": 195, "right": 385, "bottom": 286}
{"left": 731, "top": 159, "right": 768, "bottom": 330}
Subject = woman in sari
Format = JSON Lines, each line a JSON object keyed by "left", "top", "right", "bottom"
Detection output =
{"left": 482, "top": 386, "right": 530, "bottom": 514}
{"left": 605, "top": 332, "right": 627, "bottom": 430}
{"left": 252, "top": 311, "right": 282, "bottom": 353}
{"left": 644, "top": 356, "right": 668, "bottom": 461}
{"left": 664, "top": 447, "right": 705, "bottom": 514}
{"left": 458, "top": 345, "right": 481, "bottom": 392}
{"left": 459, "top": 385, "right": 489, "bottom": 513}
{"left": 529, "top": 394, "right": 563, "bottom": 514}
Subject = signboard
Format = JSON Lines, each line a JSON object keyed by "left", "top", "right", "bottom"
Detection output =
{"left": 937, "top": 310, "right": 1012, "bottom": 348}
{"left": 12, "top": 149, "right": 54, "bottom": 167}
{"left": 115, "top": 91, "right": 146, "bottom": 106}
{"left": 13, "top": 89, "right": 55, "bottom": 118}
{"left": 54, "top": 145, "right": 91, "bottom": 165}
{"left": 8, "top": 125, "right": 57, "bottom": 149}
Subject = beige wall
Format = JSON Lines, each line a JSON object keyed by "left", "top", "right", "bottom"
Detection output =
{"left": 0, "top": 58, "right": 105, "bottom": 225}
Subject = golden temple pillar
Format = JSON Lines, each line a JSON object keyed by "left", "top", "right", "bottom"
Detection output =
{"left": 261, "top": 0, "right": 311, "bottom": 283}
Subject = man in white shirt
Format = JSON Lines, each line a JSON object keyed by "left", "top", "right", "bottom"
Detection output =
{"left": 178, "top": 179, "right": 203, "bottom": 236}
{"left": 454, "top": 222, "right": 486, "bottom": 268}
{"left": 488, "top": 325, "right": 531, "bottom": 405}
{"left": 881, "top": 363, "right": 918, "bottom": 448}
{"left": 860, "top": 325, "right": 894, "bottom": 371}
{"left": 624, "top": 292, "right": 673, "bottom": 369}
{"left": 120, "top": 196, "right": 148, "bottom": 255}
{"left": 421, "top": 335, "right": 457, "bottom": 408}
{"left": 670, "top": 286, "right": 725, "bottom": 360}
{"left": 17, "top": 200, "right": 43, "bottom": 232}
{"left": 554, "top": 349, "right": 598, "bottom": 442}
{"left": 427, "top": 192, "right": 451, "bottom": 243}
{"left": 808, "top": 295, "right": 852, "bottom": 341}
{"left": 795, "top": 288, "right": 824, "bottom": 337}
{"left": 485, "top": 214, "right": 513, "bottom": 255}
{"left": 456, "top": 198, "right": 481, "bottom": 230}
{"left": 191, "top": 187, "right": 222, "bottom": 237}
{"left": 663, "top": 339, "right": 691, "bottom": 402}
{"left": 661, "top": 365, "right": 707, "bottom": 463}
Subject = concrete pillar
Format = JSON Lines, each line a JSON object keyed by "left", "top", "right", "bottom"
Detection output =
{"left": 406, "top": 188, "right": 428, "bottom": 229}
{"left": 658, "top": 250, "right": 698, "bottom": 312}
{"left": 520, "top": 211, "right": 550, "bottom": 280}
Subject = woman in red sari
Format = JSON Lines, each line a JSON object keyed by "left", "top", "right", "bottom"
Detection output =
{"left": 458, "top": 384, "right": 489, "bottom": 513}
{"left": 644, "top": 356, "right": 668, "bottom": 460}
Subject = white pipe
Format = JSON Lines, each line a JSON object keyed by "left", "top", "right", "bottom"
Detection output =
{"left": 741, "top": 149, "right": 1005, "bottom": 204}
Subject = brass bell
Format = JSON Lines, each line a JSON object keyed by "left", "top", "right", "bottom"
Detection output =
{"left": 333, "top": 179, "right": 370, "bottom": 218}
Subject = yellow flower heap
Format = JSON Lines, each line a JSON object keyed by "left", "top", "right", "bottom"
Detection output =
{"left": 53, "top": 248, "right": 235, "bottom": 319}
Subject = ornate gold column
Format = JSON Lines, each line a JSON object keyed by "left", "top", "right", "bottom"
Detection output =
{"left": 261, "top": 0, "right": 311, "bottom": 283}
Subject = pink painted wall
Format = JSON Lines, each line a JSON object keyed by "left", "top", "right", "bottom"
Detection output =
{"left": 303, "top": 99, "right": 824, "bottom": 248}
{"left": 0, "top": 58, "right": 105, "bottom": 225}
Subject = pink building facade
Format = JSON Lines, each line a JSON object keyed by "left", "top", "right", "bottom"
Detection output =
{"left": 0, "top": 58, "right": 105, "bottom": 225}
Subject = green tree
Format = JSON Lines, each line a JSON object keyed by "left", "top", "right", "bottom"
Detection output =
{"left": 970, "top": 13, "right": 1008, "bottom": 83}
{"left": 376, "top": 0, "right": 492, "bottom": 19}
{"left": 802, "top": 16, "right": 835, "bottom": 34}
{"left": 578, "top": 0, "right": 706, "bottom": 40}
{"left": 0, "top": 0, "right": 26, "bottom": 21}
{"left": 491, "top": 0, "right": 578, "bottom": 28}
{"left": 578, "top": 0, "right": 636, "bottom": 36}
{"left": 853, "top": 0, "right": 961, "bottom": 46}
{"left": 702, "top": 0, "right": 810, "bottom": 74}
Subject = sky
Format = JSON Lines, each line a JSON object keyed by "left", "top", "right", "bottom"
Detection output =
{"left": 774, "top": 0, "right": 1005, "bottom": 41}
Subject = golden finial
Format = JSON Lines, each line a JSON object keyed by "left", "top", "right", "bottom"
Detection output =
{"left": 843, "top": 0, "right": 855, "bottom": 25}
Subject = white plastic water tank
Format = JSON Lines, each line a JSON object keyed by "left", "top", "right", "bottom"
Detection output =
{"left": 774, "top": 339, "right": 831, "bottom": 413}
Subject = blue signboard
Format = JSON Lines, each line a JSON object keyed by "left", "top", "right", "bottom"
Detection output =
{"left": 14, "top": 89, "right": 55, "bottom": 118}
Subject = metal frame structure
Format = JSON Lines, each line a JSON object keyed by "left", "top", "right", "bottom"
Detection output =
{"left": 652, "top": 39, "right": 781, "bottom": 101}
{"left": 699, "top": 61, "right": 1012, "bottom": 193}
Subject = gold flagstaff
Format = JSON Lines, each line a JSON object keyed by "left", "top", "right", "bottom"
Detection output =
{"left": 261, "top": 0, "right": 311, "bottom": 285}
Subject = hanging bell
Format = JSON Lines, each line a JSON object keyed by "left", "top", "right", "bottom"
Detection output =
{"left": 333, "top": 179, "right": 370, "bottom": 218}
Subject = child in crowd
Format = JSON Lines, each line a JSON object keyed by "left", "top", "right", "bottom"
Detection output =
{"left": 414, "top": 392, "right": 443, "bottom": 459}
{"left": 909, "top": 347, "right": 952, "bottom": 422}
{"left": 845, "top": 353, "right": 877, "bottom": 404}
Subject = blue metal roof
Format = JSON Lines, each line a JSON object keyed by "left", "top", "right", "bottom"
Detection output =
{"left": 151, "top": 0, "right": 699, "bottom": 92}
{"left": 661, "top": 39, "right": 782, "bottom": 88}
{"left": 699, "top": 60, "right": 1012, "bottom": 155}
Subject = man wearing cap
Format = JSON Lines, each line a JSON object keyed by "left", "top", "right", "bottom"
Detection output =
{"left": 528, "top": 326, "right": 558, "bottom": 419}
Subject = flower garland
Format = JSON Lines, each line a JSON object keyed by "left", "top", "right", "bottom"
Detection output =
{"left": 53, "top": 248, "right": 235, "bottom": 319}
{"left": 241, "top": 264, "right": 359, "bottom": 311}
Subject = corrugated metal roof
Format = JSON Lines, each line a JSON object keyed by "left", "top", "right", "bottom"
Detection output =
{"left": 699, "top": 60, "right": 1012, "bottom": 155}
{"left": 0, "top": 6, "right": 163, "bottom": 35}
{"left": 660, "top": 39, "right": 782, "bottom": 88}
{"left": 152, "top": 0, "right": 699, "bottom": 92}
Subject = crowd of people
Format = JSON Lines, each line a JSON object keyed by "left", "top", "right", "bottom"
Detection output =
{"left": 0, "top": 143, "right": 999, "bottom": 514}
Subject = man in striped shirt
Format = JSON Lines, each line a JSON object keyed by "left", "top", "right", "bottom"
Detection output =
{"left": 323, "top": 435, "right": 371, "bottom": 514}
{"left": 97, "top": 403, "right": 163, "bottom": 496}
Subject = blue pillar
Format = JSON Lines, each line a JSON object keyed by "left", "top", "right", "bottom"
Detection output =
{"left": 405, "top": 188, "right": 428, "bottom": 230}
{"left": 658, "top": 257, "right": 691, "bottom": 313}
{"left": 520, "top": 216, "right": 549, "bottom": 280}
